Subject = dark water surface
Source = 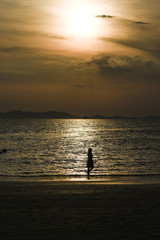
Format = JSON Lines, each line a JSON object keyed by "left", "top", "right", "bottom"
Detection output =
{"left": 0, "top": 118, "right": 160, "bottom": 179}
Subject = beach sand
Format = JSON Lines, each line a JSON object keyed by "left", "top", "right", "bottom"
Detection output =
{"left": 0, "top": 180, "right": 160, "bottom": 240}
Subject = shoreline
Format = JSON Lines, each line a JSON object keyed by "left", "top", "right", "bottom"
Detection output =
{"left": 1, "top": 174, "right": 160, "bottom": 184}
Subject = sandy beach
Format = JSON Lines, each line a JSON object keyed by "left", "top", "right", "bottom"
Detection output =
{"left": 0, "top": 180, "right": 160, "bottom": 240}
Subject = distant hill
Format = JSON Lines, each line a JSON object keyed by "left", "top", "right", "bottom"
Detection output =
{"left": 84, "top": 115, "right": 139, "bottom": 119}
{"left": 0, "top": 111, "right": 80, "bottom": 119}
{"left": 0, "top": 111, "right": 159, "bottom": 119}
{"left": 86, "top": 115, "right": 107, "bottom": 119}
{"left": 144, "top": 116, "right": 160, "bottom": 119}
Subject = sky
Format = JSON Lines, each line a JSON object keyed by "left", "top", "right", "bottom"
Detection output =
{"left": 0, "top": 0, "right": 160, "bottom": 117}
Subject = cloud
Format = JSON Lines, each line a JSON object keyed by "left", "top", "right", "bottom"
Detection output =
{"left": 95, "top": 13, "right": 149, "bottom": 26}
{"left": 83, "top": 55, "right": 160, "bottom": 82}
{"left": 0, "top": 51, "right": 81, "bottom": 86}
{"left": 0, "top": 46, "right": 46, "bottom": 55}
{"left": 0, "top": 47, "right": 23, "bottom": 53}
{"left": 88, "top": 55, "right": 157, "bottom": 71}
{"left": 99, "top": 36, "right": 160, "bottom": 60}
{"left": 100, "top": 37, "right": 148, "bottom": 52}
{"left": 96, "top": 15, "right": 114, "bottom": 18}
{"left": 134, "top": 21, "right": 148, "bottom": 25}
{"left": 0, "top": 0, "right": 21, "bottom": 9}
{"left": 0, "top": 27, "right": 66, "bottom": 40}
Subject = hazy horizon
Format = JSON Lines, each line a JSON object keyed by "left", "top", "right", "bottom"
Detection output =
{"left": 0, "top": 109, "right": 160, "bottom": 119}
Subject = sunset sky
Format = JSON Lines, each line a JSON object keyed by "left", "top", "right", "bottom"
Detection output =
{"left": 0, "top": 0, "right": 160, "bottom": 117}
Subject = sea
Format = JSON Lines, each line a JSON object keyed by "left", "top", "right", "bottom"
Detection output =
{"left": 0, "top": 118, "right": 160, "bottom": 182}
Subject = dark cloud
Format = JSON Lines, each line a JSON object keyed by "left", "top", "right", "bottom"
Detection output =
{"left": 0, "top": 46, "right": 45, "bottom": 55}
{"left": 96, "top": 15, "right": 114, "bottom": 18}
{"left": 95, "top": 14, "right": 149, "bottom": 26}
{"left": 126, "top": 19, "right": 149, "bottom": 25}
{"left": 134, "top": 21, "right": 148, "bottom": 24}
{"left": 84, "top": 55, "right": 160, "bottom": 82}
{"left": 0, "top": 47, "right": 22, "bottom": 53}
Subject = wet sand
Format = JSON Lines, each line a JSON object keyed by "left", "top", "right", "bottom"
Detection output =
{"left": 0, "top": 180, "right": 160, "bottom": 240}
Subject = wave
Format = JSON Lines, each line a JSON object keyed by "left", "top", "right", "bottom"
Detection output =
{"left": 1, "top": 173, "right": 160, "bottom": 179}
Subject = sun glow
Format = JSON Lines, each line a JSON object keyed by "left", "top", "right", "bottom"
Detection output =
{"left": 67, "top": 6, "right": 98, "bottom": 38}
{"left": 52, "top": 1, "right": 111, "bottom": 50}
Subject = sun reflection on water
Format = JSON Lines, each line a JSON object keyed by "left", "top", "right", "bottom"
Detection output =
{"left": 1, "top": 119, "right": 160, "bottom": 178}
{"left": 56, "top": 119, "right": 96, "bottom": 177}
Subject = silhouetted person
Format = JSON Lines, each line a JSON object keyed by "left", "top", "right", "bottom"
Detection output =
{"left": 87, "top": 148, "right": 94, "bottom": 179}
{"left": 0, "top": 149, "right": 7, "bottom": 154}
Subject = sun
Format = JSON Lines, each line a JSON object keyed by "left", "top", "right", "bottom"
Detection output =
{"left": 67, "top": 6, "right": 97, "bottom": 38}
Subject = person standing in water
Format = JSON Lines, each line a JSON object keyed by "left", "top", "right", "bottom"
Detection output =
{"left": 0, "top": 149, "right": 7, "bottom": 154}
{"left": 87, "top": 148, "right": 94, "bottom": 179}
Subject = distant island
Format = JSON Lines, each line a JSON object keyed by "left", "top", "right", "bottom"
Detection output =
{"left": 0, "top": 111, "right": 79, "bottom": 119}
{"left": 0, "top": 111, "right": 159, "bottom": 119}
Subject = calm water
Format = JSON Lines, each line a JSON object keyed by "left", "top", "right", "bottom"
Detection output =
{"left": 0, "top": 119, "right": 160, "bottom": 179}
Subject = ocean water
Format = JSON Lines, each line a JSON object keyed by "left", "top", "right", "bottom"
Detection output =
{"left": 0, "top": 118, "right": 160, "bottom": 180}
